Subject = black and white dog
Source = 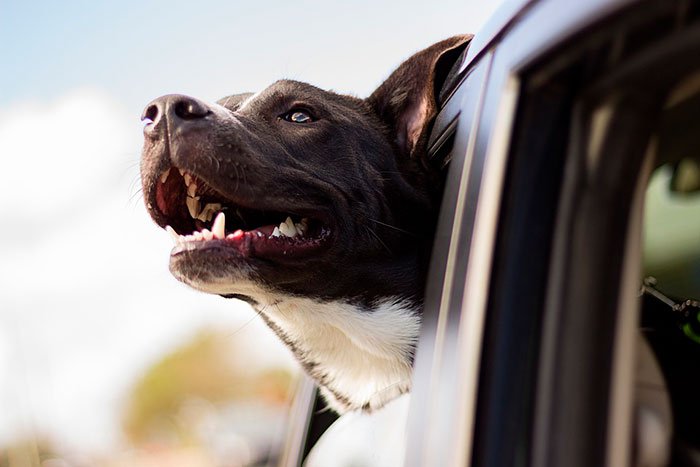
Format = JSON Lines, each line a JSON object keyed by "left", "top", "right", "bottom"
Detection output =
{"left": 140, "top": 35, "right": 472, "bottom": 413}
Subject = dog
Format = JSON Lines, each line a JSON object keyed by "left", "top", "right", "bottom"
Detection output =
{"left": 140, "top": 35, "right": 472, "bottom": 413}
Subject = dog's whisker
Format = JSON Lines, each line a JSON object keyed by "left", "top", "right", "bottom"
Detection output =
{"left": 127, "top": 187, "right": 144, "bottom": 206}
{"left": 369, "top": 377, "right": 411, "bottom": 401}
{"left": 128, "top": 192, "right": 144, "bottom": 207}
{"left": 119, "top": 160, "right": 142, "bottom": 174}
{"left": 128, "top": 176, "right": 142, "bottom": 193}
{"left": 369, "top": 218, "right": 416, "bottom": 236}
{"left": 364, "top": 226, "right": 392, "bottom": 254}
{"left": 226, "top": 305, "right": 267, "bottom": 339}
{"left": 127, "top": 172, "right": 143, "bottom": 192}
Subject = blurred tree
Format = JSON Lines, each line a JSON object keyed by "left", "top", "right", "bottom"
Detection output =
{"left": 122, "top": 328, "right": 293, "bottom": 446}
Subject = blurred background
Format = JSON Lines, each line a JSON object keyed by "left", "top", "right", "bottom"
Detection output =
{"left": 0, "top": 1, "right": 502, "bottom": 465}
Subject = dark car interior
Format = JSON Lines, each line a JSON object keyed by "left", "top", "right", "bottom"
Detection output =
{"left": 641, "top": 69, "right": 700, "bottom": 466}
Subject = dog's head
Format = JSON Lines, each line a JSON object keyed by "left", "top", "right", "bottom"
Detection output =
{"left": 140, "top": 36, "right": 472, "bottom": 307}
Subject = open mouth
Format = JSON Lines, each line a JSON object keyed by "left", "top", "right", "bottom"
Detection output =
{"left": 153, "top": 167, "right": 331, "bottom": 260}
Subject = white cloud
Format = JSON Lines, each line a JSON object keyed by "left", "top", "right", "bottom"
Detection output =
{"left": 0, "top": 89, "right": 137, "bottom": 215}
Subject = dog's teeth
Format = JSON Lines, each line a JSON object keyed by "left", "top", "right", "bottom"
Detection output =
{"left": 201, "top": 229, "right": 214, "bottom": 241}
{"left": 184, "top": 173, "right": 192, "bottom": 187}
{"left": 295, "top": 222, "right": 306, "bottom": 235}
{"left": 228, "top": 229, "right": 244, "bottom": 240}
{"left": 285, "top": 216, "right": 296, "bottom": 232}
{"left": 271, "top": 226, "right": 281, "bottom": 237}
{"left": 196, "top": 203, "right": 222, "bottom": 222}
{"left": 160, "top": 169, "right": 171, "bottom": 184}
{"left": 212, "top": 212, "right": 225, "bottom": 239}
{"left": 186, "top": 196, "right": 201, "bottom": 218}
{"left": 280, "top": 216, "right": 300, "bottom": 237}
{"left": 279, "top": 220, "right": 295, "bottom": 237}
{"left": 165, "top": 225, "right": 180, "bottom": 244}
{"left": 179, "top": 168, "right": 185, "bottom": 176}
{"left": 187, "top": 182, "right": 197, "bottom": 197}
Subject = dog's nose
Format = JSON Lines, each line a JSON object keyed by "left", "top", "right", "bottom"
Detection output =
{"left": 141, "top": 94, "right": 211, "bottom": 138}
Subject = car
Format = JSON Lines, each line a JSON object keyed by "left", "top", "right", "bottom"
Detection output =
{"left": 276, "top": 0, "right": 700, "bottom": 465}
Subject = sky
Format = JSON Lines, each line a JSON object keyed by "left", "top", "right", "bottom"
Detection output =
{"left": 0, "top": 0, "right": 503, "bottom": 456}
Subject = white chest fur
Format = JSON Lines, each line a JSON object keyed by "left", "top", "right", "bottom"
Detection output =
{"left": 256, "top": 296, "right": 421, "bottom": 413}
{"left": 189, "top": 279, "right": 420, "bottom": 412}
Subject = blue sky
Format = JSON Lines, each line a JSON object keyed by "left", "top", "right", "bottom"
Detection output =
{"left": 2, "top": 0, "right": 500, "bottom": 111}
{"left": 0, "top": 0, "right": 503, "bottom": 454}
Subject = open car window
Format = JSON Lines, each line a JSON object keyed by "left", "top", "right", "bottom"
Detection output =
{"left": 640, "top": 69, "right": 700, "bottom": 465}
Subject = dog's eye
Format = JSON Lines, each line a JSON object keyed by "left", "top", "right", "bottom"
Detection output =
{"left": 281, "top": 109, "right": 315, "bottom": 123}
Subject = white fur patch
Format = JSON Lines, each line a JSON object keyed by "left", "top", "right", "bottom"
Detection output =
{"left": 186, "top": 274, "right": 420, "bottom": 412}
{"left": 261, "top": 296, "right": 420, "bottom": 412}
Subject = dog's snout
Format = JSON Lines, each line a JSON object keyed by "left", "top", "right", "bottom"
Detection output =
{"left": 141, "top": 94, "right": 211, "bottom": 138}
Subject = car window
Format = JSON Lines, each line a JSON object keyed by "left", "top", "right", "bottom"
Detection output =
{"left": 639, "top": 70, "right": 700, "bottom": 465}
{"left": 459, "top": 2, "right": 700, "bottom": 466}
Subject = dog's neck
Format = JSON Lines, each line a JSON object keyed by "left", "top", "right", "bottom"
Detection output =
{"left": 253, "top": 294, "right": 421, "bottom": 413}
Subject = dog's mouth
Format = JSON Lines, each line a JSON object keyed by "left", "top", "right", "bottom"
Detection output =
{"left": 152, "top": 167, "right": 331, "bottom": 261}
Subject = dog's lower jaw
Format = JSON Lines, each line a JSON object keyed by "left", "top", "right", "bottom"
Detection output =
{"left": 257, "top": 296, "right": 421, "bottom": 413}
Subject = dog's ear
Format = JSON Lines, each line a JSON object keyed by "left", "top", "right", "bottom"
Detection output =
{"left": 367, "top": 35, "right": 473, "bottom": 161}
